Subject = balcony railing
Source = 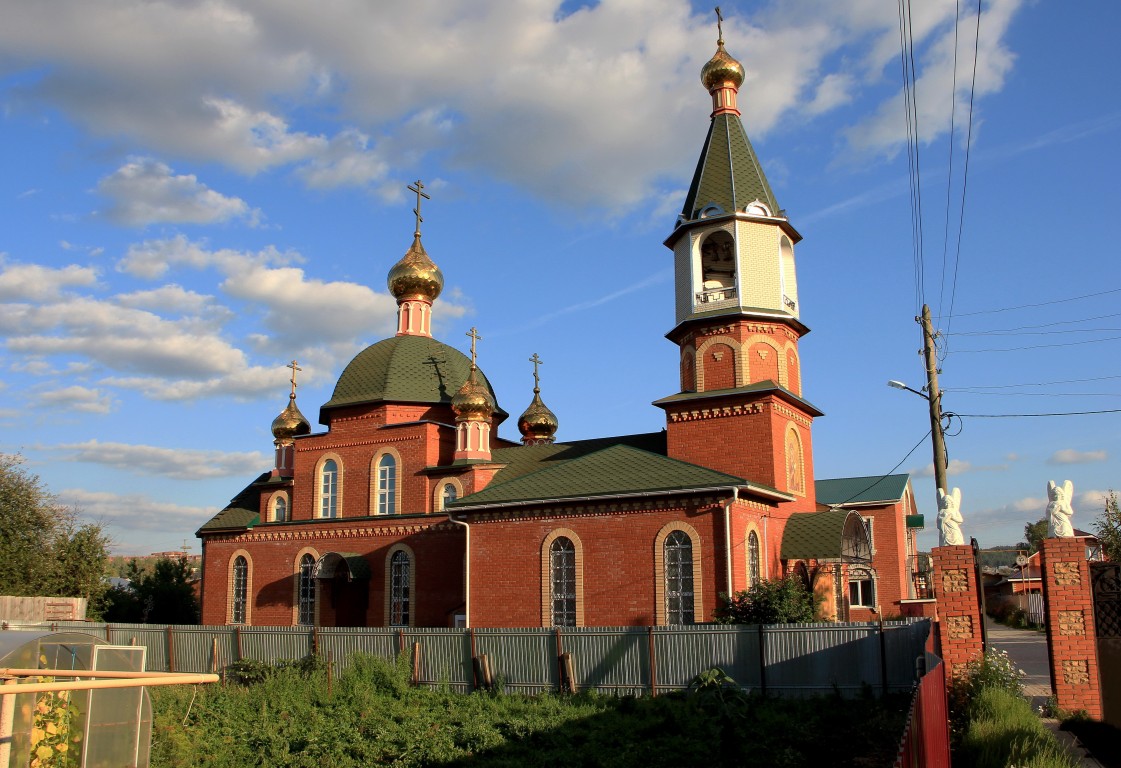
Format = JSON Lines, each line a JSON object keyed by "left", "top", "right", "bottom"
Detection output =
{"left": 695, "top": 286, "right": 737, "bottom": 304}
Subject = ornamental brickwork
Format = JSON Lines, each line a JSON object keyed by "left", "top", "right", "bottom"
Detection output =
{"left": 1040, "top": 538, "right": 1103, "bottom": 719}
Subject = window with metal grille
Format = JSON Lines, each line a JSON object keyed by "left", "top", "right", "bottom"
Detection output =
{"left": 273, "top": 495, "right": 287, "bottom": 522}
{"left": 389, "top": 550, "right": 410, "bottom": 626}
{"left": 550, "top": 537, "right": 576, "bottom": 627}
{"left": 441, "top": 483, "right": 457, "bottom": 510}
{"left": 298, "top": 554, "right": 316, "bottom": 625}
{"left": 664, "top": 530, "right": 695, "bottom": 625}
{"left": 378, "top": 454, "right": 396, "bottom": 515}
{"left": 747, "top": 530, "right": 760, "bottom": 587}
{"left": 231, "top": 556, "right": 248, "bottom": 624}
{"left": 320, "top": 459, "right": 338, "bottom": 518}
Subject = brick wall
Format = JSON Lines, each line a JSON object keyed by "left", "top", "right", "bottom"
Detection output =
{"left": 1040, "top": 537, "right": 1103, "bottom": 719}
{"left": 932, "top": 544, "right": 983, "bottom": 678}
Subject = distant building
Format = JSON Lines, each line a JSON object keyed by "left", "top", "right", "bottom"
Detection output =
{"left": 198, "top": 29, "right": 923, "bottom": 628}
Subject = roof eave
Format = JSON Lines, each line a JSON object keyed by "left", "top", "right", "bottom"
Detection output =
{"left": 448, "top": 483, "right": 785, "bottom": 514}
{"left": 665, "top": 211, "right": 803, "bottom": 250}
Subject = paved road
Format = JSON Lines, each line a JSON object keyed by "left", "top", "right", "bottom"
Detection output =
{"left": 984, "top": 616, "right": 1052, "bottom": 705}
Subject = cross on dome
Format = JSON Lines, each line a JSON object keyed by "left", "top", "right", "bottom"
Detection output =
{"left": 529, "top": 352, "right": 543, "bottom": 391}
{"left": 286, "top": 360, "right": 302, "bottom": 398}
{"left": 466, "top": 327, "right": 482, "bottom": 368}
{"left": 715, "top": 6, "right": 724, "bottom": 44}
{"left": 408, "top": 179, "right": 431, "bottom": 237}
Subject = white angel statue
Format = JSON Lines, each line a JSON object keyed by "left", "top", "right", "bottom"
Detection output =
{"left": 937, "top": 487, "right": 964, "bottom": 546}
{"left": 1047, "top": 480, "right": 1075, "bottom": 538}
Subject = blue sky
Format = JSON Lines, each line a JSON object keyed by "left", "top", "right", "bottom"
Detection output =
{"left": 1, "top": 0, "right": 1118, "bottom": 556}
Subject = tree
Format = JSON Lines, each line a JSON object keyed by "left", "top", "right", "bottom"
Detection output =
{"left": 1094, "top": 491, "right": 1121, "bottom": 562}
{"left": 1023, "top": 517, "right": 1048, "bottom": 555}
{"left": 0, "top": 453, "right": 110, "bottom": 602}
{"left": 103, "top": 557, "right": 199, "bottom": 624}
{"left": 714, "top": 575, "right": 819, "bottom": 624}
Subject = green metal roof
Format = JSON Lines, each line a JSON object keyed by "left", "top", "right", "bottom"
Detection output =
{"left": 652, "top": 381, "right": 824, "bottom": 418}
{"left": 815, "top": 474, "right": 910, "bottom": 506}
{"left": 780, "top": 509, "right": 870, "bottom": 562}
{"left": 448, "top": 443, "right": 745, "bottom": 510}
{"left": 320, "top": 335, "right": 506, "bottom": 424}
{"left": 680, "top": 112, "right": 779, "bottom": 221}
{"left": 197, "top": 473, "right": 268, "bottom": 534}
{"left": 313, "top": 552, "right": 371, "bottom": 580}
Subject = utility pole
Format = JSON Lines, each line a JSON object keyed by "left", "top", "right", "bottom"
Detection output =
{"left": 919, "top": 304, "right": 949, "bottom": 495}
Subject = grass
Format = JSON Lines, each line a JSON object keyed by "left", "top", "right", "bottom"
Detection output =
{"left": 149, "top": 655, "right": 910, "bottom": 767}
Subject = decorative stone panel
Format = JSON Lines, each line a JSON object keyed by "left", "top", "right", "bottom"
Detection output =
{"left": 946, "top": 614, "right": 973, "bottom": 639}
{"left": 1054, "top": 561, "right": 1081, "bottom": 587}
{"left": 1062, "top": 659, "right": 1090, "bottom": 686}
{"left": 1058, "top": 610, "right": 1085, "bottom": 636}
{"left": 941, "top": 569, "right": 969, "bottom": 593}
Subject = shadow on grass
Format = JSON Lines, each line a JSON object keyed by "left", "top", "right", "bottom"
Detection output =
{"left": 1063, "top": 719, "right": 1121, "bottom": 768}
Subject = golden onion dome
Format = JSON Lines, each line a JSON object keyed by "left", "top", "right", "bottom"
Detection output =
{"left": 518, "top": 390, "right": 558, "bottom": 444}
{"left": 387, "top": 234, "right": 444, "bottom": 302}
{"left": 271, "top": 395, "right": 311, "bottom": 442}
{"left": 451, "top": 368, "right": 495, "bottom": 419}
{"left": 700, "top": 41, "right": 745, "bottom": 91}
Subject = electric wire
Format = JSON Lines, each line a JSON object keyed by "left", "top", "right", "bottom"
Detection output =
{"left": 946, "top": 374, "right": 1121, "bottom": 391}
{"left": 933, "top": 287, "right": 1121, "bottom": 318}
{"left": 838, "top": 430, "right": 933, "bottom": 506}
{"left": 943, "top": 0, "right": 983, "bottom": 344}
{"left": 948, "top": 327, "right": 1121, "bottom": 337}
{"left": 956, "top": 408, "right": 1121, "bottom": 418}
{"left": 897, "top": 0, "right": 925, "bottom": 312}
{"left": 937, "top": 0, "right": 962, "bottom": 324}
{"left": 951, "top": 335, "right": 1121, "bottom": 353}
{"left": 946, "top": 311, "right": 1121, "bottom": 333}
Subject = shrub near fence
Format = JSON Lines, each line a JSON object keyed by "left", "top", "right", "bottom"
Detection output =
{"left": 2, "top": 619, "right": 932, "bottom": 697}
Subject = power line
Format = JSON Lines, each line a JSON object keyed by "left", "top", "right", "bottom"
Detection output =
{"left": 897, "top": 0, "right": 925, "bottom": 312}
{"left": 946, "top": 311, "right": 1121, "bottom": 332}
{"left": 955, "top": 403, "right": 1121, "bottom": 417}
{"left": 949, "top": 391, "right": 1121, "bottom": 397}
{"left": 935, "top": 287, "right": 1121, "bottom": 318}
{"left": 951, "top": 335, "right": 1121, "bottom": 353}
{"left": 937, "top": 0, "right": 962, "bottom": 323}
{"left": 946, "top": 374, "right": 1121, "bottom": 391}
{"left": 839, "top": 430, "right": 932, "bottom": 506}
{"left": 948, "top": 327, "right": 1121, "bottom": 337}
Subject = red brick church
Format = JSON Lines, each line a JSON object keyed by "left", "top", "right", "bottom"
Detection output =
{"left": 198, "top": 31, "right": 924, "bottom": 629}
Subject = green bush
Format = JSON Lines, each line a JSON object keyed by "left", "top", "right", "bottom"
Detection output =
{"left": 714, "top": 575, "right": 820, "bottom": 624}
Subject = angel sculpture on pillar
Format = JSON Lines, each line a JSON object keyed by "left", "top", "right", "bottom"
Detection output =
{"left": 937, "top": 487, "right": 964, "bottom": 546}
{"left": 1047, "top": 480, "right": 1075, "bottom": 538}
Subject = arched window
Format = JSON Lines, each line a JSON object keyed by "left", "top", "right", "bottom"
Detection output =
{"left": 848, "top": 568, "right": 876, "bottom": 608}
{"left": 747, "top": 530, "right": 761, "bottom": 588}
{"left": 320, "top": 459, "right": 338, "bottom": 518}
{"left": 231, "top": 556, "right": 248, "bottom": 624}
{"left": 377, "top": 454, "right": 397, "bottom": 515}
{"left": 664, "top": 530, "right": 695, "bottom": 625}
{"left": 389, "top": 550, "right": 410, "bottom": 626}
{"left": 273, "top": 495, "right": 288, "bottom": 523}
{"left": 698, "top": 230, "right": 736, "bottom": 304}
{"left": 785, "top": 427, "right": 805, "bottom": 496}
{"left": 298, "top": 554, "right": 316, "bottom": 625}
{"left": 550, "top": 537, "right": 577, "bottom": 627}
{"left": 442, "top": 483, "right": 457, "bottom": 508}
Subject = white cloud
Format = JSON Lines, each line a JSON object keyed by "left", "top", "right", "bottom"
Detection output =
{"left": 97, "top": 157, "right": 257, "bottom": 226}
{"left": 57, "top": 487, "right": 218, "bottom": 538}
{"left": 912, "top": 457, "right": 1008, "bottom": 477}
{"left": 0, "top": 262, "right": 99, "bottom": 301}
{"left": 37, "top": 385, "right": 114, "bottom": 414}
{"left": 55, "top": 439, "right": 268, "bottom": 479}
{"left": 115, "top": 284, "right": 225, "bottom": 316}
{"left": 0, "top": 1, "right": 1028, "bottom": 211}
{"left": 1048, "top": 449, "right": 1108, "bottom": 465}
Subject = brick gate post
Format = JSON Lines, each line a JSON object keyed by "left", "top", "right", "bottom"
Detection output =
{"left": 1040, "top": 537, "right": 1103, "bottom": 719}
{"left": 931, "top": 544, "right": 984, "bottom": 678}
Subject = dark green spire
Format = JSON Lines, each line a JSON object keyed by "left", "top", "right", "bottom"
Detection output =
{"left": 680, "top": 112, "right": 779, "bottom": 222}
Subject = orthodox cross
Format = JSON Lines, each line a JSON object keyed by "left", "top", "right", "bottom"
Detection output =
{"left": 715, "top": 6, "right": 724, "bottom": 43}
{"left": 529, "top": 352, "right": 543, "bottom": 390}
{"left": 466, "top": 327, "right": 482, "bottom": 368}
{"left": 286, "top": 360, "right": 302, "bottom": 398}
{"left": 408, "top": 179, "right": 431, "bottom": 236}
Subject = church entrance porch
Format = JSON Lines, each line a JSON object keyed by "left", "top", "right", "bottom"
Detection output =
{"left": 313, "top": 552, "right": 371, "bottom": 627}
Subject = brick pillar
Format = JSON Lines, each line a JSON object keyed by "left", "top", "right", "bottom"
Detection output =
{"left": 1041, "top": 538, "right": 1103, "bottom": 719}
{"left": 932, "top": 544, "right": 984, "bottom": 678}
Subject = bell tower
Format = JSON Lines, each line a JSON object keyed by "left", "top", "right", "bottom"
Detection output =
{"left": 655, "top": 16, "right": 821, "bottom": 506}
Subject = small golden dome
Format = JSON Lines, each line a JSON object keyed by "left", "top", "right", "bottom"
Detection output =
{"left": 701, "top": 41, "right": 744, "bottom": 91}
{"left": 451, "top": 368, "right": 494, "bottom": 420}
{"left": 518, "top": 391, "right": 558, "bottom": 444}
{"left": 271, "top": 395, "right": 311, "bottom": 442}
{"left": 387, "top": 234, "right": 444, "bottom": 302}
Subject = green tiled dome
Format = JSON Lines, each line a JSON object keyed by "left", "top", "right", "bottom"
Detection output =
{"left": 320, "top": 336, "right": 504, "bottom": 422}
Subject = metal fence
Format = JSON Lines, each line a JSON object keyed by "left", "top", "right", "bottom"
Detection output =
{"left": 1, "top": 619, "right": 931, "bottom": 697}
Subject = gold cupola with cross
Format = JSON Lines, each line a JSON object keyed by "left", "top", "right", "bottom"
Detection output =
{"left": 517, "top": 353, "right": 558, "bottom": 445}
{"left": 655, "top": 11, "right": 821, "bottom": 504}
{"left": 388, "top": 180, "right": 444, "bottom": 337}
{"left": 271, "top": 360, "right": 311, "bottom": 477}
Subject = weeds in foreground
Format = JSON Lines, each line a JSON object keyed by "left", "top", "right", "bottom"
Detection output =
{"left": 150, "top": 656, "right": 908, "bottom": 767}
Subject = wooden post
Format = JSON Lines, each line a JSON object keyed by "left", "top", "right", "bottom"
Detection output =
{"left": 166, "top": 626, "right": 176, "bottom": 673}
{"left": 211, "top": 637, "right": 219, "bottom": 674}
{"left": 648, "top": 626, "right": 657, "bottom": 697}
{"left": 758, "top": 625, "right": 767, "bottom": 696}
{"left": 469, "top": 628, "right": 478, "bottom": 690}
{"left": 555, "top": 628, "right": 564, "bottom": 693}
{"left": 105, "top": 623, "right": 112, "bottom": 641}
{"left": 561, "top": 652, "right": 576, "bottom": 694}
{"left": 327, "top": 651, "right": 333, "bottom": 700}
{"left": 397, "top": 629, "right": 405, "bottom": 655}
{"left": 878, "top": 616, "right": 888, "bottom": 694}
{"left": 235, "top": 625, "right": 243, "bottom": 661}
{"left": 411, "top": 642, "right": 421, "bottom": 686}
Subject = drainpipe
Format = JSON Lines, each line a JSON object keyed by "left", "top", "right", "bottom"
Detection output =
{"left": 447, "top": 514, "right": 470, "bottom": 628}
{"left": 723, "top": 488, "right": 739, "bottom": 596}
{"left": 763, "top": 514, "right": 770, "bottom": 579}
